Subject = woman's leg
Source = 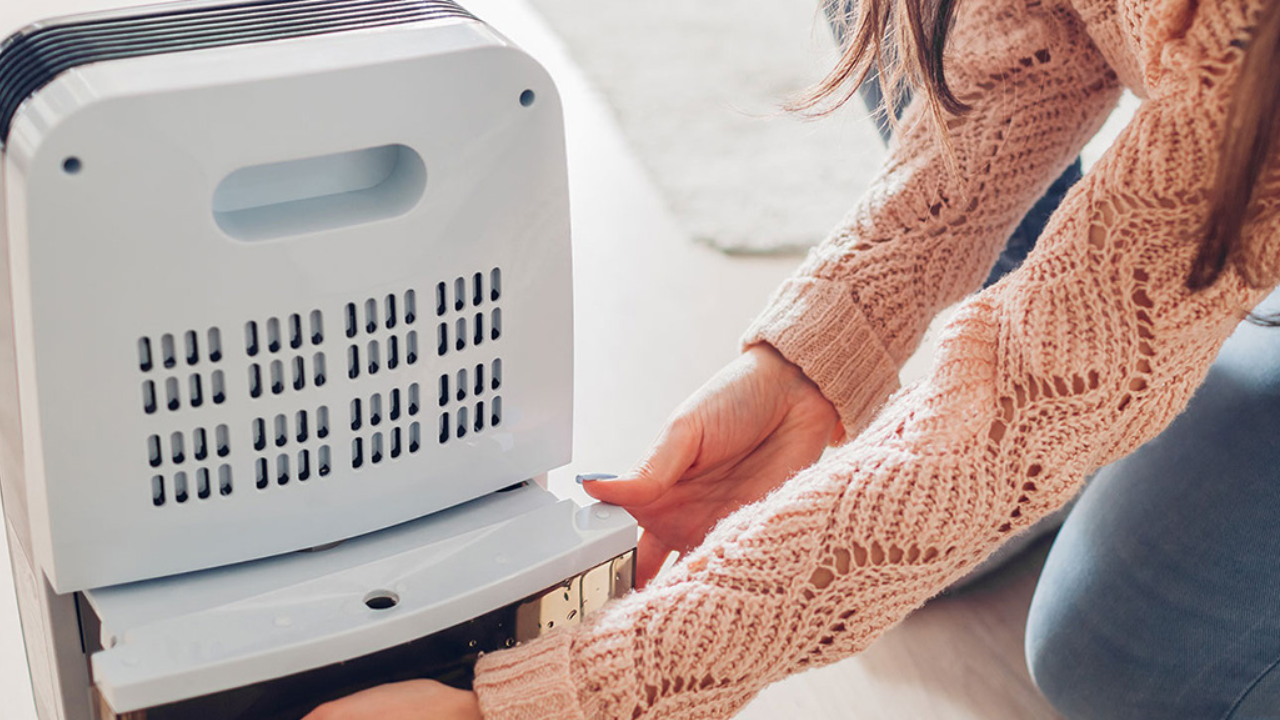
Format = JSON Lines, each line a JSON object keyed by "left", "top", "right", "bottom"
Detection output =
{"left": 1026, "top": 291, "right": 1280, "bottom": 720}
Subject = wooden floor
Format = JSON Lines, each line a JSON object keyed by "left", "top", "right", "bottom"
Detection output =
{"left": 0, "top": 0, "right": 1073, "bottom": 717}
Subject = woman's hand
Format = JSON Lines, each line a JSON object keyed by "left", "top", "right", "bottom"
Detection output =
{"left": 303, "top": 680, "right": 481, "bottom": 720}
{"left": 583, "top": 344, "right": 842, "bottom": 587}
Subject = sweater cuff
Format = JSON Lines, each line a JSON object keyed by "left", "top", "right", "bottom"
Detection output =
{"left": 742, "top": 277, "right": 900, "bottom": 437}
{"left": 473, "top": 631, "right": 586, "bottom": 720}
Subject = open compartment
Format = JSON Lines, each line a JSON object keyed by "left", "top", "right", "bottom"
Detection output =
{"left": 79, "top": 483, "right": 635, "bottom": 719}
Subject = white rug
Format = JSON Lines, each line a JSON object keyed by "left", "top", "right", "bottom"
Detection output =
{"left": 524, "top": 0, "right": 887, "bottom": 254}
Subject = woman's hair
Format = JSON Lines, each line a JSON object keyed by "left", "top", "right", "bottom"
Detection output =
{"left": 799, "top": 0, "right": 1280, "bottom": 292}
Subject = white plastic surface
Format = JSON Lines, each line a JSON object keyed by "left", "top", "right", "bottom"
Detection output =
{"left": 2, "top": 15, "right": 575, "bottom": 592}
{"left": 85, "top": 483, "right": 635, "bottom": 712}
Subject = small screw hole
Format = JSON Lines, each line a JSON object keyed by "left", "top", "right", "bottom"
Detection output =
{"left": 519, "top": 89, "right": 536, "bottom": 107}
{"left": 62, "top": 157, "right": 82, "bottom": 174}
{"left": 364, "top": 590, "right": 399, "bottom": 611}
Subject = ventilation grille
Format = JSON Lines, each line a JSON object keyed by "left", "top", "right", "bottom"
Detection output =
{"left": 137, "top": 267, "right": 508, "bottom": 508}
{"left": 438, "top": 358, "right": 503, "bottom": 444}
{"left": 436, "top": 269, "right": 502, "bottom": 357}
{"left": 0, "top": 0, "right": 476, "bottom": 147}
{"left": 139, "top": 329, "right": 226, "bottom": 414}
{"left": 253, "top": 406, "right": 332, "bottom": 488}
{"left": 350, "top": 385, "right": 423, "bottom": 469}
{"left": 247, "top": 311, "right": 327, "bottom": 398}
{"left": 345, "top": 290, "right": 419, "bottom": 379}
{"left": 147, "top": 424, "right": 232, "bottom": 506}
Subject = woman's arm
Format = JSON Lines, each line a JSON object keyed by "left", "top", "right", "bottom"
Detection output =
{"left": 472, "top": 0, "right": 1280, "bottom": 718}
{"left": 744, "top": 0, "right": 1122, "bottom": 437}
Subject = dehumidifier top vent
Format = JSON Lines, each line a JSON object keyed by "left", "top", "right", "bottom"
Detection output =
{"left": 0, "top": 0, "right": 476, "bottom": 147}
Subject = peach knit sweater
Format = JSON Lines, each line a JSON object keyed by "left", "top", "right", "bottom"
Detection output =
{"left": 474, "top": 0, "right": 1280, "bottom": 717}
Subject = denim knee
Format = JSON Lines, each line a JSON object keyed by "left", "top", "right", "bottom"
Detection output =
{"left": 1024, "top": 598, "right": 1129, "bottom": 720}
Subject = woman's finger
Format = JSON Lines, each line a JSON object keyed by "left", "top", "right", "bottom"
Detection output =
{"left": 634, "top": 531, "right": 677, "bottom": 589}
{"left": 581, "top": 419, "right": 700, "bottom": 507}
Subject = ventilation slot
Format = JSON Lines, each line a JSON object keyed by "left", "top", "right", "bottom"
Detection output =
{"left": 152, "top": 475, "right": 165, "bottom": 506}
{"left": 289, "top": 314, "right": 303, "bottom": 350}
{"left": 189, "top": 374, "right": 204, "bottom": 408}
{"left": 174, "top": 471, "right": 189, "bottom": 503}
{"left": 385, "top": 294, "right": 397, "bottom": 330}
{"left": 267, "top": 318, "right": 282, "bottom": 353}
{"left": 292, "top": 356, "right": 306, "bottom": 391}
{"left": 142, "top": 381, "right": 157, "bottom": 414}
{"left": 246, "top": 322, "right": 260, "bottom": 357}
{"left": 404, "top": 290, "right": 417, "bottom": 323}
{"left": 270, "top": 360, "right": 285, "bottom": 395}
{"left": 314, "top": 352, "right": 327, "bottom": 386}
{"left": 165, "top": 378, "right": 180, "bottom": 411}
{"left": 208, "top": 328, "right": 223, "bottom": 362}
{"left": 196, "top": 468, "right": 211, "bottom": 499}
{"left": 193, "top": 428, "right": 208, "bottom": 461}
{"left": 390, "top": 388, "right": 402, "bottom": 421}
{"left": 161, "top": 334, "right": 177, "bottom": 369}
{"left": 139, "top": 338, "right": 153, "bottom": 372}
{"left": 253, "top": 418, "right": 267, "bottom": 451}
{"left": 219, "top": 465, "right": 233, "bottom": 495}
{"left": 490, "top": 268, "right": 502, "bottom": 302}
{"left": 274, "top": 414, "right": 288, "bottom": 448}
{"left": 216, "top": 424, "right": 230, "bottom": 457}
{"left": 310, "top": 310, "right": 324, "bottom": 345}
{"left": 319, "top": 445, "right": 331, "bottom": 476}
{"left": 212, "top": 371, "right": 226, "bottom": 404}
{"left": 370, "top": 393, "right": 383, "bottom": 426}
{"left": 184, "top": 330, "right": 199, "bottom": 365}
{"left": 277, "top": 454, "right": 290, "bottom": 485}
{"left": 249, "top": 364, "right": 263, "bottom": 399}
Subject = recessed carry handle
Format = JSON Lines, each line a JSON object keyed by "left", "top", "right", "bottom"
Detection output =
{"left": 213, "top": 144, "right": 426, "bottom": 241}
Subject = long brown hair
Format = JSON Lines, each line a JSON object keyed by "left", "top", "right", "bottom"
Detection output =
{"left": 799, "top": 0, "right": 1280, "bottom": 293}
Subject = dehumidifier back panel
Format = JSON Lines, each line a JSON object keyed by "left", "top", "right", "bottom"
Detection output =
{"left": 0, "top": 11, "right": 573, "bottom": 592}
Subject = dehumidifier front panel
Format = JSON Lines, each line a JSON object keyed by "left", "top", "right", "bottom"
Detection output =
{"left": 4, "top": 19, "right": 573, "bottom": 592}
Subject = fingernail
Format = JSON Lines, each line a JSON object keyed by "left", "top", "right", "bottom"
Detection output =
{"left": 575, "top": 473, "right": 618, "bottom": 484}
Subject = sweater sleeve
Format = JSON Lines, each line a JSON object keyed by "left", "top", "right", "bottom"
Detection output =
{"left": 473, "top": 1, "right": 1280, "bottom": 719}
{"left": 742, "top": 0, "right": 1122, "bottom": 437}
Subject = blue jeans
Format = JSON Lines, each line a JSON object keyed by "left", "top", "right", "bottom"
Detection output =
{"left": 823, "top": 5, "right": 1280, "bottom": 716}
{"left": 1025, "top": 290, "right": 1280, "bottom": 720}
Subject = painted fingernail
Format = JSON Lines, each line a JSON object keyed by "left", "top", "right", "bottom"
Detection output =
{"left": 575, "top": 473, "right": 618, "bottom": 484}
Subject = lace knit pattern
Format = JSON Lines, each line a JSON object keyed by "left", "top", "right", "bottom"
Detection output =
{"left": 473, "top": 0, "right": 1280, "bottom": 717}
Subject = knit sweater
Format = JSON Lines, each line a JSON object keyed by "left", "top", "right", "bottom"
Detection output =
{"left": 473, "top": 0, "right": 1280, "bottom": 717}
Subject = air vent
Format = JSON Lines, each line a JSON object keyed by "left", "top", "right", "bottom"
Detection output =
{"left": 345, "top": 289, "right": 419, "bottom": 379}
{"left": 350, "top": 385, "right": 422, "bottom": 470}
{"left": 254, "top": 405, "right": 331, "bottom": 489}
{"left": 146, "top": 423, "right": 231, "bottom": 507}
{"left": 138, "top": 328, "right": 226, "bottom": 414}
{"left": 435, "top": 268, "right": 502, "bottom": 357}
{"left": 438, "top": 358, "right": 503, "bottom": 444}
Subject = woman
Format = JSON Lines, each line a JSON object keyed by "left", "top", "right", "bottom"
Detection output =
{"left": 308, "top": 0, "right": 1280, "bottom": 717}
